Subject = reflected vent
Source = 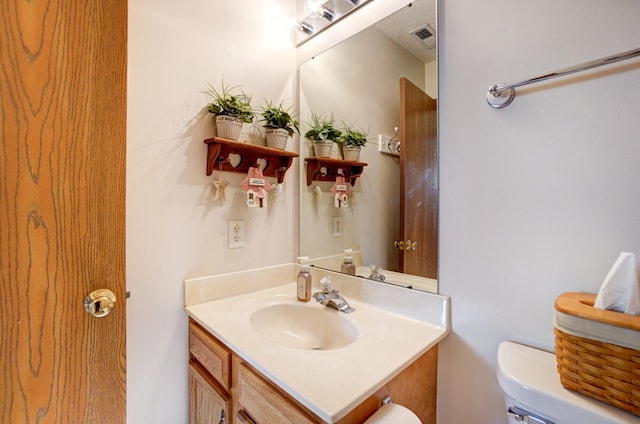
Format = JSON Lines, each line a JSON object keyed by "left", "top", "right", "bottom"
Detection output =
{"left": 411, "top": 24, "right": 434, "bottom": 41}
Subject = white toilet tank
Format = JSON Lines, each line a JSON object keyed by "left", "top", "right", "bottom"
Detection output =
{"left": 497, "top": 341, "right": 640, "bottom": 424}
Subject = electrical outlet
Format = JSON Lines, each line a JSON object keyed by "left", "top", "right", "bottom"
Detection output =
{"left": 228, "top": 220, "right": 245, "bottom": 249}
{"left": 332, "top": 216, "right": 343, "bottom": 238}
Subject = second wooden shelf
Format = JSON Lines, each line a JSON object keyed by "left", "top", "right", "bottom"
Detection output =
{"left": 305, "top": 157, "right": 367, "bottom": 186}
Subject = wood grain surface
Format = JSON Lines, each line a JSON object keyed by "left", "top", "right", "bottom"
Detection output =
{"left": 0, "top": 0, "right": 127, "bottom": 422}
{"left": 400, "top": 77, "right": 438, "bottom": 279}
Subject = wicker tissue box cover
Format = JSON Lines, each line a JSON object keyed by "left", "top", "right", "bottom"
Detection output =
{"left": 554, "top": 292, "right": 640, "bottom": 416}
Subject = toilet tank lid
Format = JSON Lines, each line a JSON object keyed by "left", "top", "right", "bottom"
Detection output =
{"left": 496, "top": 341, "right": 640, "bottom": 424}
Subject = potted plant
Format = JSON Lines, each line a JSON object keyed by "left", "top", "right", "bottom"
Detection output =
{"left": 337, "top": 123, "right": 368, "bottom": 161}
{"left": 205, "top": 81, "right": 254, "bottom": 141}
{"left": 304, "top": 113, "right": 341, "bottom": 158}
{"left": 259, "top": 100, "right": 299, "bottom": 150}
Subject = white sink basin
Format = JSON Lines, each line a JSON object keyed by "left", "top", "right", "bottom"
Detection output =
{"left": 250, "top": 303, "right": 360, "bottom": 350}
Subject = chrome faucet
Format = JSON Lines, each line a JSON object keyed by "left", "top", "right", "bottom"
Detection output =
{"left": 368, "top": 265, "right": 386, "bottom": 282}
{"left": 312, "top": 277, "right": 355, "bottom": 313}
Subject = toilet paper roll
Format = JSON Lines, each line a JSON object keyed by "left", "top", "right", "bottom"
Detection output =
{"left": 363, "top": 403, "right": 421, "bottom": 424}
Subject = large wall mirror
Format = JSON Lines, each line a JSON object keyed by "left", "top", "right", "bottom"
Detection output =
{"left": 298, "top": 0, "right": 438, "bottom": 293}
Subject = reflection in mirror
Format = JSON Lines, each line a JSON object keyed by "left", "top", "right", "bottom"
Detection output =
{"left": 294, "top": 0, "right": 374, "bottom": 45}
{"left": 299, "top": 0, "right": 438, "bottom": 293}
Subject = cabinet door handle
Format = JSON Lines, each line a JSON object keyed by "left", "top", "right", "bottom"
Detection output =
{"left": 236, "top": 410, "right": 257, "bottom": 424}
{"left": 218, "top": 409, "right": 225, "bottom": 424}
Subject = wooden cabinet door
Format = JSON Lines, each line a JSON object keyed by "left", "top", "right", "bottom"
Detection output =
{"left": 189, "top": 363, "right": 230, "bottom": 424}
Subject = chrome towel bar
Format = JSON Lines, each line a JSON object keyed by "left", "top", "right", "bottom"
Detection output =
{"left": 487, "top": 47, "right": 640, "bottom": 109}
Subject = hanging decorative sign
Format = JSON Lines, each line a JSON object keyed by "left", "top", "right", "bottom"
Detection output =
{"left": 240, "top": 167, "right": 272, "bottom": 208}
{"left": 330, "top": 176, "right": 350, "bottom": 208}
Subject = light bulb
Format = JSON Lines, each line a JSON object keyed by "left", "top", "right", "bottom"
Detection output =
{"left": 304, "top": 0, "right": 324, "bottom": 18}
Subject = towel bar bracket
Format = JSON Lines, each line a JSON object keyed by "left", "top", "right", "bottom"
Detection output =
{"left": 487, "top": 85, "right": 516, "bottom": 109}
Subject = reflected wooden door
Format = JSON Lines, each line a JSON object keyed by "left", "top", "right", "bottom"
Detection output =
{"left": 399, "top": 78, "right": 438, "bottom": 279}
{"left": 0, "top": 0, "right": 127, "bottom": 422}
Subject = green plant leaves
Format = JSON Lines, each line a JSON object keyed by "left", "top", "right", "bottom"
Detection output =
{"left": 259, "top": 100, "right": 299, "bottom": 137}
{"left": 205, "top": 81, "right": 254, "bottom": 124}
{"left": 303, "top": 113, "right": 342, "bottom": 143}
{"left": 337, "top": 123, "right": 368, "bottom": 147}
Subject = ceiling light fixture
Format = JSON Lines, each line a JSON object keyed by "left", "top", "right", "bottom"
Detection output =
{"left": 298, "top": 20, "right": 314, "bottom": 35}
{"left": 319, "top": 5, "right": 335, "bottom": 22}
{"left": 296, "top": 0, "right": 372, "bottom": 45}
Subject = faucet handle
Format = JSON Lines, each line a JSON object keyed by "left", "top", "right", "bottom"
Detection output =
{"left": 319, "top": 276, "right": 333, "bottom": 293}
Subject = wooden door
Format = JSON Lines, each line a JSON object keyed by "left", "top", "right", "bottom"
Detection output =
{"left": 0, "top": 1, "right": 127, "bottom": 423}
{"left": 399, "top": 78, "right": 438, "bottom": 279}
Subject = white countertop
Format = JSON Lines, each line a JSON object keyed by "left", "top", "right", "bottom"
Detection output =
{"left": 355, "top": 266, "right": 437, "bottom": 292}
{"left": 185, "top": 268, "right": 450, "bottom": 423}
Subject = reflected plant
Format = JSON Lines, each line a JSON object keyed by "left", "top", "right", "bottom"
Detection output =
{"left": 337, "top": 123, "right": 368, "bottom": 147}
{"left": 304, "top": 113, "right": 342, "bottom": 143}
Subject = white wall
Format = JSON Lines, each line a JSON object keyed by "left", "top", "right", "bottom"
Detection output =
{"left": 299, "top": 26, "right": 425, "bottom": 271}
{"left": 437, "top": 1, "right": 640, "bottom": 423}
{"left": 127, "top": 0, "right": 296, "bottom": 422}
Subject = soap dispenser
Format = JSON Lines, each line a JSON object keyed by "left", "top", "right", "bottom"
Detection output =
{"left": 340, "top": 249, "right": 356, "bottom": 275}
{"left": 297, "top": 256, "right": 312, "bottom": 302}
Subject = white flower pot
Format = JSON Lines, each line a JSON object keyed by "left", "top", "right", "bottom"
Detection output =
{"left": 215, "top": 115, "right": 243, "bottom": 140}
{"left": 265, "top": 128, "right": 290, "bottom": 150}
{"left": 313, "top": 140, "right": 334, "bottom": 158}
{"left": 342, "top": 146, "right": 361, "bottom": 161}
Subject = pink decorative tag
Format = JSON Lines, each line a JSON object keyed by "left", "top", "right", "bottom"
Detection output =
{"left": 241, "top": 167, "right": 271, "bottom": 208}
{"left": 330, "top": 176, "right": 350, "bottom": 208}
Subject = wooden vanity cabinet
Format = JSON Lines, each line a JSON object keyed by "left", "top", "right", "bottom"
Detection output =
{"left": 189, "top": 361, "right": 230, "bottom": 424}
{"left": 235, "top": 359, "right": 317, "bottom": 424}
{"left": 188, "top": 318, "right": 438, "bottom": 424}
{"left": 189, "top": 320, "right": 232, "bottom": 423}
{"left": 189, "top": 318, "right": 315, "bottom": 424}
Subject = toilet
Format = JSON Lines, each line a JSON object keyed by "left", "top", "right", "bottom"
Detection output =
{"left": 362, "top": 397, "right": 421, "bottom": 424}
{"left": 497, "top": 341, "right": 640, "bottom": 424}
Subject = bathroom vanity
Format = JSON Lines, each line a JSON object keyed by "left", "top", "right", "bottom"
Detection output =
{"left": 185, "top": 265, "right": 450, "bottom": 424}
{"left": 189, "top": 318, "right": 438, "bottom": 424}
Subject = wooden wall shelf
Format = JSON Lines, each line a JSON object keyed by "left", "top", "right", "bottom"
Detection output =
{"left": 304, "top": 157, "right": 367, "bottom": 186}
{"left": 204, "top": 137, "right": 298, "bottom": 184}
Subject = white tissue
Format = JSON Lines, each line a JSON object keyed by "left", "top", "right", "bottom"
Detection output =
{"left": 594, "top": 252, "right": 640, "bottom": 315}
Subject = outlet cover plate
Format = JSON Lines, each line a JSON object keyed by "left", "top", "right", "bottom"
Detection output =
{"left": 332, "top": 216, "right": 343, "bottom": 238}
{"left": 228, "top": 220, "right": 245, "bottom": 248}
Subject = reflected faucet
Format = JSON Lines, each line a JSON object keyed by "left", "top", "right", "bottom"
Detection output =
{"left": 312, "top": 277, "right": 355, "bottom": 313}
{"left": 368, "top": 265, "right": 386, "bottom": 282}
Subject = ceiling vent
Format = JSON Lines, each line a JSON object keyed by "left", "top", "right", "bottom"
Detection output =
{"left": 411, "top": 24, "right": 435, "bottom": 41}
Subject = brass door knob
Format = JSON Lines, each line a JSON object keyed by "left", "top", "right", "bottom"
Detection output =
{"left": 394, "top": 240, "right": 418, "bottom": 251}
{"left": 84, "top": 289, "right": 116, "bottom": 317}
